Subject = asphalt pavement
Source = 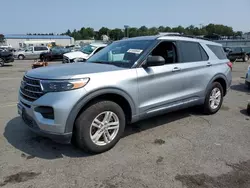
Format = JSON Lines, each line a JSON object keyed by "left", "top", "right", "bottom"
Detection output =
{"left": 0, "top": 60, "right": 250, "bottom": 188}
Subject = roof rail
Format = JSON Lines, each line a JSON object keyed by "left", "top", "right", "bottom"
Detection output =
{"left": 157, "top": 33, "right": 212, "bottom": 41}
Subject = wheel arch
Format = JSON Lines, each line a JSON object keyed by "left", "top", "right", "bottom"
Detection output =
{"left": 65, "top": 88, "right": 136, "bottom": 133}
{"left": 206, "top": 74, "right": 228, "bottom": 96}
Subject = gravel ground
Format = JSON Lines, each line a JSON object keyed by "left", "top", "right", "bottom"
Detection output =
{"left": 0, "top": 60, "right": 250, "bottom": 188}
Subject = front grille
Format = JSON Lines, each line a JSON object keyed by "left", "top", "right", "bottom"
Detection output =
{"left": 62, "top": 55, "right": 70, "bottom": 63}
{"left": 20, "top": 76, "right": 44, "bottom": 102}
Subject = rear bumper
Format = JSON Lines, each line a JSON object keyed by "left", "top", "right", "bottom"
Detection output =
{"left": 4, "top": 57, "right": 14, "bottom": 63}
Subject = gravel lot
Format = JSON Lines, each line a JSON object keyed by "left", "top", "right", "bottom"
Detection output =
{"left": 0, "top": 60, "right": 250, "bottom": 188}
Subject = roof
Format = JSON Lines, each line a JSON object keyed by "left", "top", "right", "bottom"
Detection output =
{"left": 4, "top": 34, "right": 71, "bottom": 39}
{"left": 90, "top": 43, "right": 107, "bottom": 47}
{"left": 122, "top": 35, "right": 221, "bottom": 46}
{"left": 158, "top": 36, "right": 221, "bottom": 46}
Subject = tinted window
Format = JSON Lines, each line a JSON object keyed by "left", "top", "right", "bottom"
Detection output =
{"left": 34, "top": 47, "right": 40, "bottom": 51}
{"left": 150, "top": 41, "right": 177, "bottom": 64}
{"left": 232, "top": 47, "right": 242, "bottom": 53}
{"left": 242, "top": 47, "right": 250, "bottom": 53}
{"left": 41, "top": 47, "right": 48, "bottom": 50}
{"left": 179, "top": 41, "right": 203, "bottom": 62}
{"left": 34, "top": 47, "right": 47, "bottom": 51}
{"left": 207, "top": 45, "right": 227, "bottom": 59}
{"left": 199, "top": 45, "right": 209, "bottom": 61}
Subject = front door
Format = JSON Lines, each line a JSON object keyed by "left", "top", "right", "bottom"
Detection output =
{"left": 137, "top": 41, "right": 185, "bottom": 116}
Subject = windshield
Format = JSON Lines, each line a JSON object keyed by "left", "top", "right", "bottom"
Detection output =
{"left": 80, "top": 44, "right": 97, "bottom": 55}
{"left": 87, "top": 40, "right": 152, "bottom": 68}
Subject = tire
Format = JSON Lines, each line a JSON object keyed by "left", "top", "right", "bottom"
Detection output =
{"left": 245, "top": 81, "right": 250, "bottom": 89}
{"left": 18, "top": 55, "right": 25, "bottom": 60}
{"left": 203, "top": 82, "right": 224, "bottom": 115}
{"left": 243, "top": 55, "right": 249, "bottom": 62}
{"left": 74, "top": 100, "right": 125, "bottom": 153}
{"left": 0, "top": 58, "right": 4, "bottom": 67}
{"left": 40, "top": 55, "right": 44, "bottom": 61}
{"left": 247, "top": 103, "right": 250, "bottom": 116}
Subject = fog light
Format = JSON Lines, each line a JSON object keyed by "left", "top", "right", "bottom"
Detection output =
{"left": 34, "top": 106, "right": 54, "bottom": 120}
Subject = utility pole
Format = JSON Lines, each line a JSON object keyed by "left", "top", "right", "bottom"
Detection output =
{"left": 124, "top": 25, "right": 129, "bottom": 38}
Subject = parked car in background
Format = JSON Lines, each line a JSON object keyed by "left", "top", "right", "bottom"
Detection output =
{"left": 62, "top": 43, "right": 107, "bottom": 63}
{"left": 14, "top": 46, "right": 49, "bottom": 60}
{"left": 227, "top": 46, "right": 250, "bottom": 62}
{"left": 18, "top": 35, "right": 232, "bottom": 153}
{"left": 223, "top": 47, "right": 232, "bottom": 56}
{"left": 0, "top": 49, "right": 14, "bottom": 67}
{"left": 40, "top": 47, "right": 72, "bottom": 61}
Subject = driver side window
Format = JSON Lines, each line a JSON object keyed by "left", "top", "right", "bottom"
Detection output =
{"left": 149, "top": 41, "right": 177, "bottom": 64}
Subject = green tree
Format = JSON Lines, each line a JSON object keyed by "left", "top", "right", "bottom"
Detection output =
{"left": 128, "top": 27, "right": 138, "bottom": 38}
{"left": 110, "top": 28, "right": 123, "bottom": 40}
{"left": 0, "top": 34, "right": 5, "bottom": 44}
{"left": 98, "top": 27, "right": 110, "bottom": 38}
{"left": 138, "top": 26, "right": 148, "bottom": 36}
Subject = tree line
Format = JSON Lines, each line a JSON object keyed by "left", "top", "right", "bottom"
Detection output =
{"left": 61, "top": 24, "right": 244, "bottom": 40}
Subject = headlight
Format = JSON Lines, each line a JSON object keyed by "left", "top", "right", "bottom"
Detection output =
{"left": 40, "top": 78, "right": 89, "bottom": 92}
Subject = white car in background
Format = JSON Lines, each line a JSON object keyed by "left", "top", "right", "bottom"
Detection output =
{"left": 62, "top": 43, "right": 107, "bottom": 63}
{"left": 246, "top": 65, "right": 250, "bottom": 89}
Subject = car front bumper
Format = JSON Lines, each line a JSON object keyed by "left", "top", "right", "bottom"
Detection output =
{"left": 18, "top": 87, "right": 87, "bottom": 143}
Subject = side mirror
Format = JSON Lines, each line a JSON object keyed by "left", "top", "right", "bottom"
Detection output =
{"left": 143, "top": 56, "right": 165, "bottom": 68}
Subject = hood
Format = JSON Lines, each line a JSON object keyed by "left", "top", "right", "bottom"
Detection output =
{"left": 26, "top": 62, "right": 126, "bottom": 79}
{"left": 64, "top": 51, "right": 89, "bottom": 60}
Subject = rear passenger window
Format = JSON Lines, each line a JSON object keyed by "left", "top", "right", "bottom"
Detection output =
{"left": 34, "top": 47, "right": 40, "bottom": 51}
{"left": 207, "top": 45, "right": 227, "bottom": 60}
{"left": 199, "top": 45, "right": 209, "bottom": 61}
{"left": 41, "top": 47, "right": 48, "bottom": 50}
{"left": 179, "top": 41, "right": 206, "bottom": 62}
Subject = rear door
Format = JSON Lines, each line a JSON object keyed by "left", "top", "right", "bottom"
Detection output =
{"left": 176, "top": 41, "right": 211, "bottom": 104}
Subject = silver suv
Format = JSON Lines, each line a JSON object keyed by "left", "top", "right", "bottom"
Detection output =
{"left": 18, "top": 35, "right": 232, "bottom": 153}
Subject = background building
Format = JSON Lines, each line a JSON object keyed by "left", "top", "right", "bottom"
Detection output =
{"left": 4, "top": 34, "right": 74, "bottom": 48}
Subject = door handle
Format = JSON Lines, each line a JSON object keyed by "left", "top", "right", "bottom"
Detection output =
{"left": 206, "top": 62, "right": 212, "bottom": 67}
{"left": 172, "top": 67, "right": 181, "bottom": 72}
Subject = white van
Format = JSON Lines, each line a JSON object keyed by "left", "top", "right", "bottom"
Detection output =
{"left": 15, "top": 46, "right": 49, "bottom": 60}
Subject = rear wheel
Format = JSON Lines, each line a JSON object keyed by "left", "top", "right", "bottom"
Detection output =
{"left": 74, "top": 100, "right": 125, "bottom": 153}
{"left": 243, "top": 55, "right": 249, "bottom": 62}
{"left": 0, "top": 58, "right": 4, "bottom": 67}
{"left": 18, "top": 55, "right": 25, "bottom": 60}
{"left": 203, "top": 82, "right": 223, "bottom": 114}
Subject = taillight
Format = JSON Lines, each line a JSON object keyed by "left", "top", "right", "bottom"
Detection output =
{"left": 227, "top": 62, "right": 233, "bottom": 71}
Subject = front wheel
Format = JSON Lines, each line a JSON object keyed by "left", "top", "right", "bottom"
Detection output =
{"left": 18, "top": 55, "right": 25, "bottom": 60}
{"left": 74, "top": 101, "right": 125, "bottom": 153}
{"left": 0, "top": 58, "right": 4, "bottom": 67}
{"left": 203, "top": 82, "right": 223, "bottom": 114}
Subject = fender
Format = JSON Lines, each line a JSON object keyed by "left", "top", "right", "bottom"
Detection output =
{"left": 64, "top": 88, "right": 136, "bottom": 133}
{"left": 205, "top": 73, "right": 228, "bottom": 95}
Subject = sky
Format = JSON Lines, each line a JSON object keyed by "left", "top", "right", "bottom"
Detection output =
{"left": 1, "top": 0, "right": 250, "bottom": 34}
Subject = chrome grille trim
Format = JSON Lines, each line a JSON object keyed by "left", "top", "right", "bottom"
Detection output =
{"left": 20, "top": 76, "right": 44, "bottom": 102}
